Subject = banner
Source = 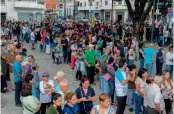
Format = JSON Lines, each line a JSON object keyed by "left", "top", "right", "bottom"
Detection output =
{"left": 45, "top": 0, "right": 57, "bottom": 9}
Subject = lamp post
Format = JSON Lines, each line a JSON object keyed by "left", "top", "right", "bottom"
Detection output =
{"left": 111, "top": 0, "right": 114, "bottom": 28}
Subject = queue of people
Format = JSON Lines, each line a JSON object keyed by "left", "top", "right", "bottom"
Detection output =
{"left": 1, "top": 18, "right": 174, "bottom": 114}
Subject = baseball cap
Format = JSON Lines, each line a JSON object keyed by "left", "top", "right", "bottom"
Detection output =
{"left": 42, "top": 72, "right": 49, "bottom": 77}
{"left": 53, "top": 71, "right": 65, "bottom": 79}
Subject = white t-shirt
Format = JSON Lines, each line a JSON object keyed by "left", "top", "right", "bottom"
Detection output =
{"left": 30, "top": 32, "right": 35, "bottom": 41}
{"left": 166, "top": 52, "right": 173, "bottom": 65}
{"left": 145, "top": 83, "right": 162, "bottom": 109}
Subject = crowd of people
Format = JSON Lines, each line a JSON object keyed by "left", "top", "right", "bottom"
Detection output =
{"left": 1, "top": 16, "right": 174, "bottom": 114}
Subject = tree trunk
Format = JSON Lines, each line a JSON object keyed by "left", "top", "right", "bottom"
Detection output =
{"left": 133, "top": 21, "right": 140, "bottom": 39}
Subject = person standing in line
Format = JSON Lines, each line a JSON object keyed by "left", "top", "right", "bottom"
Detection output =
{"left": 127, "top": 64, "right": 137, "bottom": 112}
{"left": 30, "top": 29, "right": 35, "bottom": 50}
{"left": 138, "top": 43, "right": 145, "bottom": 71}
{"left": 61, "top": 36, "right": 68, "bottom": 63}
{"left": 165, "top": 46, "right": 173, "bottom": 79}
{"left": 158, "top": 71, "right": 173, "bottom": 114}
{"left": 45, "top": 31, "right": 50, "bottom": 55}
{"left": 36, "top": 29, "right": 42, "bottom": 53}
{"left": 46, "top": 93, "right": 63, "bottom": 114}
{"left": 156, "top": 42, "right": 165, "bottom": 76}
{"left": 134, "top": 68, "right": 148, "bottom": 114}
{"left": 144, "top": 76, "right": 163, "bottom": 114}
{"left": 90, "top": 93, "right": 115, "bottom": 114}
{"left": 21, "top": 84, "right": 41, "bottom": 114}
{"left": 54, "top": 71, "right": 65, "bottom": 93}
{"left": 63, "top": 92, "right": 79, "bottom": 114}
{"left": 75, "top": 78, "right": 96, "bottom": 113}
{"left": 39, "top": 72, "right": 54, "bottom": 114}
{"left": 143, "top": 43, "right": 155, "bottom": 76}
{"left": 115, "top": 60, "right": 135, "bottom": 114}
{"left": 84, "top": 44, "right": 96, "bottom": 85}
{"left": 71, "top": 40, "right": 77, "bottom": 69}
{"left": 13, "top": 55, "right": 23, "bottom": 107}
{"left": 6, "top": 45, "right": 16, "bottom": 90}
{"left": 32, "top": 63, "right": 40, "bottom": 100}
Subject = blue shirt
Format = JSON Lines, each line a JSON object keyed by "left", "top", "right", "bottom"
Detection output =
{"left": 94, "top": 50, "right": 101, "bottom": 60}
{"left": 143, "top": 47, "right": 155, "bottom": 63}
{"left": 13, "top": 61, "right": 22, "bottom": 82}
{"left": 97, "top": 39, "right": 103, "bottom": 48}
{"left": 100, "top": 54, "right": 110, "bottom": 63}
{"left": 115, "top": 69, "right": 124, "bottom": 82}
{"left": 75, "top": 86, "right": 95, "bottom": 112}
{"left": 63, "top": 104, "right": 78, "bottom": 114}
{"left": 54, "top": 84, "right": 60, "bottom": 93}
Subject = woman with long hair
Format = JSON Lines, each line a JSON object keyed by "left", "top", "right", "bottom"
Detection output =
{"left": 75, "top": 78, "right": 96, "bottom": 113}
{"left": 159, "top": 70, "right": 173, "bottom": 114}
{"left": 134, "top": 68, "right": 147, "bottom": 114}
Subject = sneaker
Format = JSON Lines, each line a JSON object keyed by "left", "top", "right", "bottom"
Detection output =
{"left": 129, "top": 108, "right": 133, "bottom": 112}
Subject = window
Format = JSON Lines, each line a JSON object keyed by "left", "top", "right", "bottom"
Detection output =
{"left": 117, "top": 0, "right": 122, "bottom": 4}
{"left": 105, "top": 1, "right": 108, "bottom": 5}
{"left": 84, "top": 2, "right": 86, "bottom": 6}
{"left": 80, "top": 3, "right": 82, "bottom": 7}
{"left": 89, "top": 1, "right": 92, "bottom": 6}
{"left": 96, "top": 2, "right": 99, "bottom": 6}
{"left": 1, "top": 0, "right": 5, "bottom": 4}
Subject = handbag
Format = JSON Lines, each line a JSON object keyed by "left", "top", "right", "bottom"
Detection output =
{"left": 104, "top": 73, "right": 111, "bottom": 81}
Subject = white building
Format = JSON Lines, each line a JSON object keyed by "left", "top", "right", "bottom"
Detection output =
{"left": 65, "top": 0, "right": 130, "bottom": 23}
{"left": 1, "top": 0, "right": 45, "bottom": 21}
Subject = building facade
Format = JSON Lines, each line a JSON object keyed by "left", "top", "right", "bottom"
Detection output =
{"left": 1, "top": 0, "right": 45, "bottom": 21}
{"left": 64, "top": 0, "right": 130, "bottom": 23}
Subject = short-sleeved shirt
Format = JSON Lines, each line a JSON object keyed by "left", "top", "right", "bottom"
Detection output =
{"left": 13, "top": 61, "right": 22, "bottom": 82}
{"left": 46, "top": 105, "right": 57, "bottom": 114}
{"left": 84, "top": 50, "right": 96, "bottom": 67}
{"left": 135, "top": 77, "right": 147, "bottom": 95}
{"left": 143, "top": 47, "right": 155, "bottom": 64}
{"left": 100, "top": 54, "right": 110, "bottom": 63}
{"left": 54, "top": 83, "right": 60, "bottom": 93}
{"left": 75, "top": 86, "right": 95, "bottom": 112}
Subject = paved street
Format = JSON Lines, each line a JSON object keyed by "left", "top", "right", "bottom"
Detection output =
{"left": 1, "top": 42, "right": 168, "bottom": 114}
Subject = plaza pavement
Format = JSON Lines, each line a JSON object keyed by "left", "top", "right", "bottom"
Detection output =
{"left": 1, "top": 42, "right": 168, "bottom": 114}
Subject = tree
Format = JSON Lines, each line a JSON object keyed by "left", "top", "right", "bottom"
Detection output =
{"left": 125, "top": 0, "right": 153, "bottom": 34}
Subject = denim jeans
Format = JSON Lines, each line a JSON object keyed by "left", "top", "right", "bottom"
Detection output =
{"left": 108, "top": 80, "right": 115, "bottom": 103}
{"left": 139, "top": 59, "right": 144, "bottom": 71}
{"left": 36, "top": 41, "right": 41, "bottom": 52}
{"left": 145, "top": 63, "right": 153, "bottom": 76}
{"left": 127, "top": 89, "right": 135, "bottom": 109}
{"left": 134, "top": 92, "right": 146, "bottom": 114}
{"left": 166, "top": 65, "right": 173, "bottom": 79}
{"left": 63, "top": 49, "right": 67, "bottom": 63}
{"left": 117, "top": 96, "right": 127, "bottom": 114}
{"left": 15, "top": 81, "right": 22, "bottom": 105}
{"left": 41, "top": 43, "right": 46, "bottom": 52}
{"left": 156, "top": 60, "right": 163, "bottom": 75}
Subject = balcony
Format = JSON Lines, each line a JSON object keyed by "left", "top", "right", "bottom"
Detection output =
{"left": 14, "top": 0, "right": 45, "bottom": 9}
{"left": 1, "top": 0, "right": 7, "bottom": 13}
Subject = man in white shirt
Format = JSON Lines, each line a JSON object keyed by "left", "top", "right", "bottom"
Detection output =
{"left": 145, "top": 76, "right": 162, "bottom": 114}
{"left": 165, "top": 46, "right": 173, "bottom": 79}
{"left": 58, "top": 80, "right": 69, "bottom": 108}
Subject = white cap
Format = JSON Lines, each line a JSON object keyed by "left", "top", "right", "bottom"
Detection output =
{"left": 53, "top": 71, "right": 65, "bottom": 79}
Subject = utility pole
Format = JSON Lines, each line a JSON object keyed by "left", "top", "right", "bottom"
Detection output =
{"left": 73, "top": 0, "right": 75, "bottom": 22}
{"left": 64, "top": 0, "right": 66, "bottom": 19}
{"left": 111, "top": 0, "right": 114, "bottom": 28}
{"left": 151, "top": 0, "right": 156, "bottom": 42}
